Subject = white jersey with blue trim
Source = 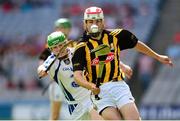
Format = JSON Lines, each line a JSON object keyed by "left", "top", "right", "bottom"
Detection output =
{"left": 46, "top": 47, "right": 92, "bottom": 120}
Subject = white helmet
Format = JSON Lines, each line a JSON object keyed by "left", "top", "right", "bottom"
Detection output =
{"left": 84, "top": 6, "right": 104, "bottom": 20}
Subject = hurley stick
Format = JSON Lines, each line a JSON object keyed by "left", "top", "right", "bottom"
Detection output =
{"left": 91, "top": 44, "right": 111, "bottom": 100}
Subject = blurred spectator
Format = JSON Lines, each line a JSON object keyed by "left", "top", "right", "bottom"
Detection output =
{"left": 117, "top": 3, "right": 136, "bottom": 29}
{"left": 105, "top": 16, "right": 117, "bottom": 29}
{"left": 0, "top": 74, "right": 9, "bottom": 90}
{"left": 167, "top": 44, "right": 180, "bottom": 59}
{"left": 138, "top": 1, "right": 150, "bottom": 16}
{"left": 0, "top": 0, "right": 53, "bottom": 12}
{"left": 6, "top": 80, "right": 16, "bottom": 89}
{"left": 19, "top": 1, "right": 33, "bottom": 12}
{"left": 17, "top": 79, "right": 25, "bottom": 90}
{"left": 166, "top": 32, "right": 180, "bottom": 59}
{"left": 102, "top": 3, "right": 116, "bottom": 15}
{"left": 69, "top": 3, "right": 82, "bottom": 16}
{"left": 173, "top": 32, "right": 180, "bottom": 43}
{"left": 0, "top": 34, "right": 44, "bottom": 91}
{"left": 138, "top": 55, "right": 154, "bottom": 91}
{"left": 69, "top": 25, "right": 80, "bottom": 40}
{"left": 1, "top": 0, "right": 14, "bottom": 13}
{"left": 60, "top": 3, "right": 71, "bottom": 17}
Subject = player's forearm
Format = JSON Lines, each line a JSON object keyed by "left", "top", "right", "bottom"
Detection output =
{"left": 74, "top": 71, "right": 94, "bottom": 90}
{"left": 135, "top": 41, "right": 159, "bottom": 60}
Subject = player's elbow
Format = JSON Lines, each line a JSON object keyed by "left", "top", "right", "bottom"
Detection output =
{"left": 37, "top": 65, "right": 48, "bottom": 78}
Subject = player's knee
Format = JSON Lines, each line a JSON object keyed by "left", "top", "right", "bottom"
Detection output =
{"left": 123, "top": 112, "right": 141, "bottom": 120}
{"left": 101, "top": 107, "right": 122, "bottom": 120}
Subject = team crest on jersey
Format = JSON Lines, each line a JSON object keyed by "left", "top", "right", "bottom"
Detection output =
{"left": 64, "top": 59, "right": 70, "bottom": 65}
{"left": 91, "top": 52, "right": 115, "bottom": 65}
{"left": 71, "top": 81, "right": 80, "bottom": 87}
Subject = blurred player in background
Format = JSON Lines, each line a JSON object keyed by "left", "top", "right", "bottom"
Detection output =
{"left": 38, "top": 18, "right": 76, "bottom": 120}
{"left": 39, "top": 18, "right": 74, "bottom": 64}
{"left": 72, "top": 6, "right": 173, "bottom": 120}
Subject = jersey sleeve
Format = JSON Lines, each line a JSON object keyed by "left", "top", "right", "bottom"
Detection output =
{"left": 116, "top": 29, "right": 138, "bottom": 50}
{"left": 39, "top": 48, "right": 51, "bottom": 61}
{"left": 72, "top": 43, "right": 86, "bottom": 71}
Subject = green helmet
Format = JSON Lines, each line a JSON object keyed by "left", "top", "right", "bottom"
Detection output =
{"left": 54, "top": 18, "right": 72, "bottom": 29}
{"left": 47, "top": 31, "right": 67, "bottom": 48}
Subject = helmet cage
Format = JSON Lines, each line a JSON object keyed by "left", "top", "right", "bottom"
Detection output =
{"left": 84, "top": 7, "right": 104, "bottom": 20}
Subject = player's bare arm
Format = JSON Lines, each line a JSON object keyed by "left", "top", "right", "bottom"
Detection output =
{"left": 135, "top": 41, "right": 173, "bottom": 66}
{"left": 74, "top": 71, "right": 100, "bottom": 95}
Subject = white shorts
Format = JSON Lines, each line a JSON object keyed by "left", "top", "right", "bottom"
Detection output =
{"left": 55, "top": 102, "right": 91, "bottom": 120}
{"left": 49, "top": 96, "right": 91, "bottom": 120}
{"left": 70, "top": 96, "right": 93, "bottom": 120}
{"left": 49, "top": 82, "right": 92, "bottom": 120}
{"left": 91, "top": 81, "right": 135, "bottom": 114}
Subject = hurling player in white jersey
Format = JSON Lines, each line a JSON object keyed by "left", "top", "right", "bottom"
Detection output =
{"left": 38, "top": 18, "right": 78, "bottom": 120}
{"left": 38, "top": 31, "right": 102, "bottom": 120}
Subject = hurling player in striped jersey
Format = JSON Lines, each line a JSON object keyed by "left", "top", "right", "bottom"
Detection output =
{"left": 72, "top": 6, "right": 173, "bottom": 120}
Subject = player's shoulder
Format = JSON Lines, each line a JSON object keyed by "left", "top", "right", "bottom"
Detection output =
{"left": 106, "top": 28, "right": 124, "bottom": 36}
{"left": 74, "top": 41, "right": 87, "bottom": 51}
{"left": 67, "top": 39, "right": 78, "bottom": 47}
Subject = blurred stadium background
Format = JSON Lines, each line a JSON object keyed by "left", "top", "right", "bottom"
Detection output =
{"left": 0, "top": 0, "right": 180, "bottom": 120}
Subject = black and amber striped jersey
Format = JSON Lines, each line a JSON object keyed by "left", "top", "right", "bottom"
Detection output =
{"left": 72, "top": 29, "right": 138, "bottom": 84}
